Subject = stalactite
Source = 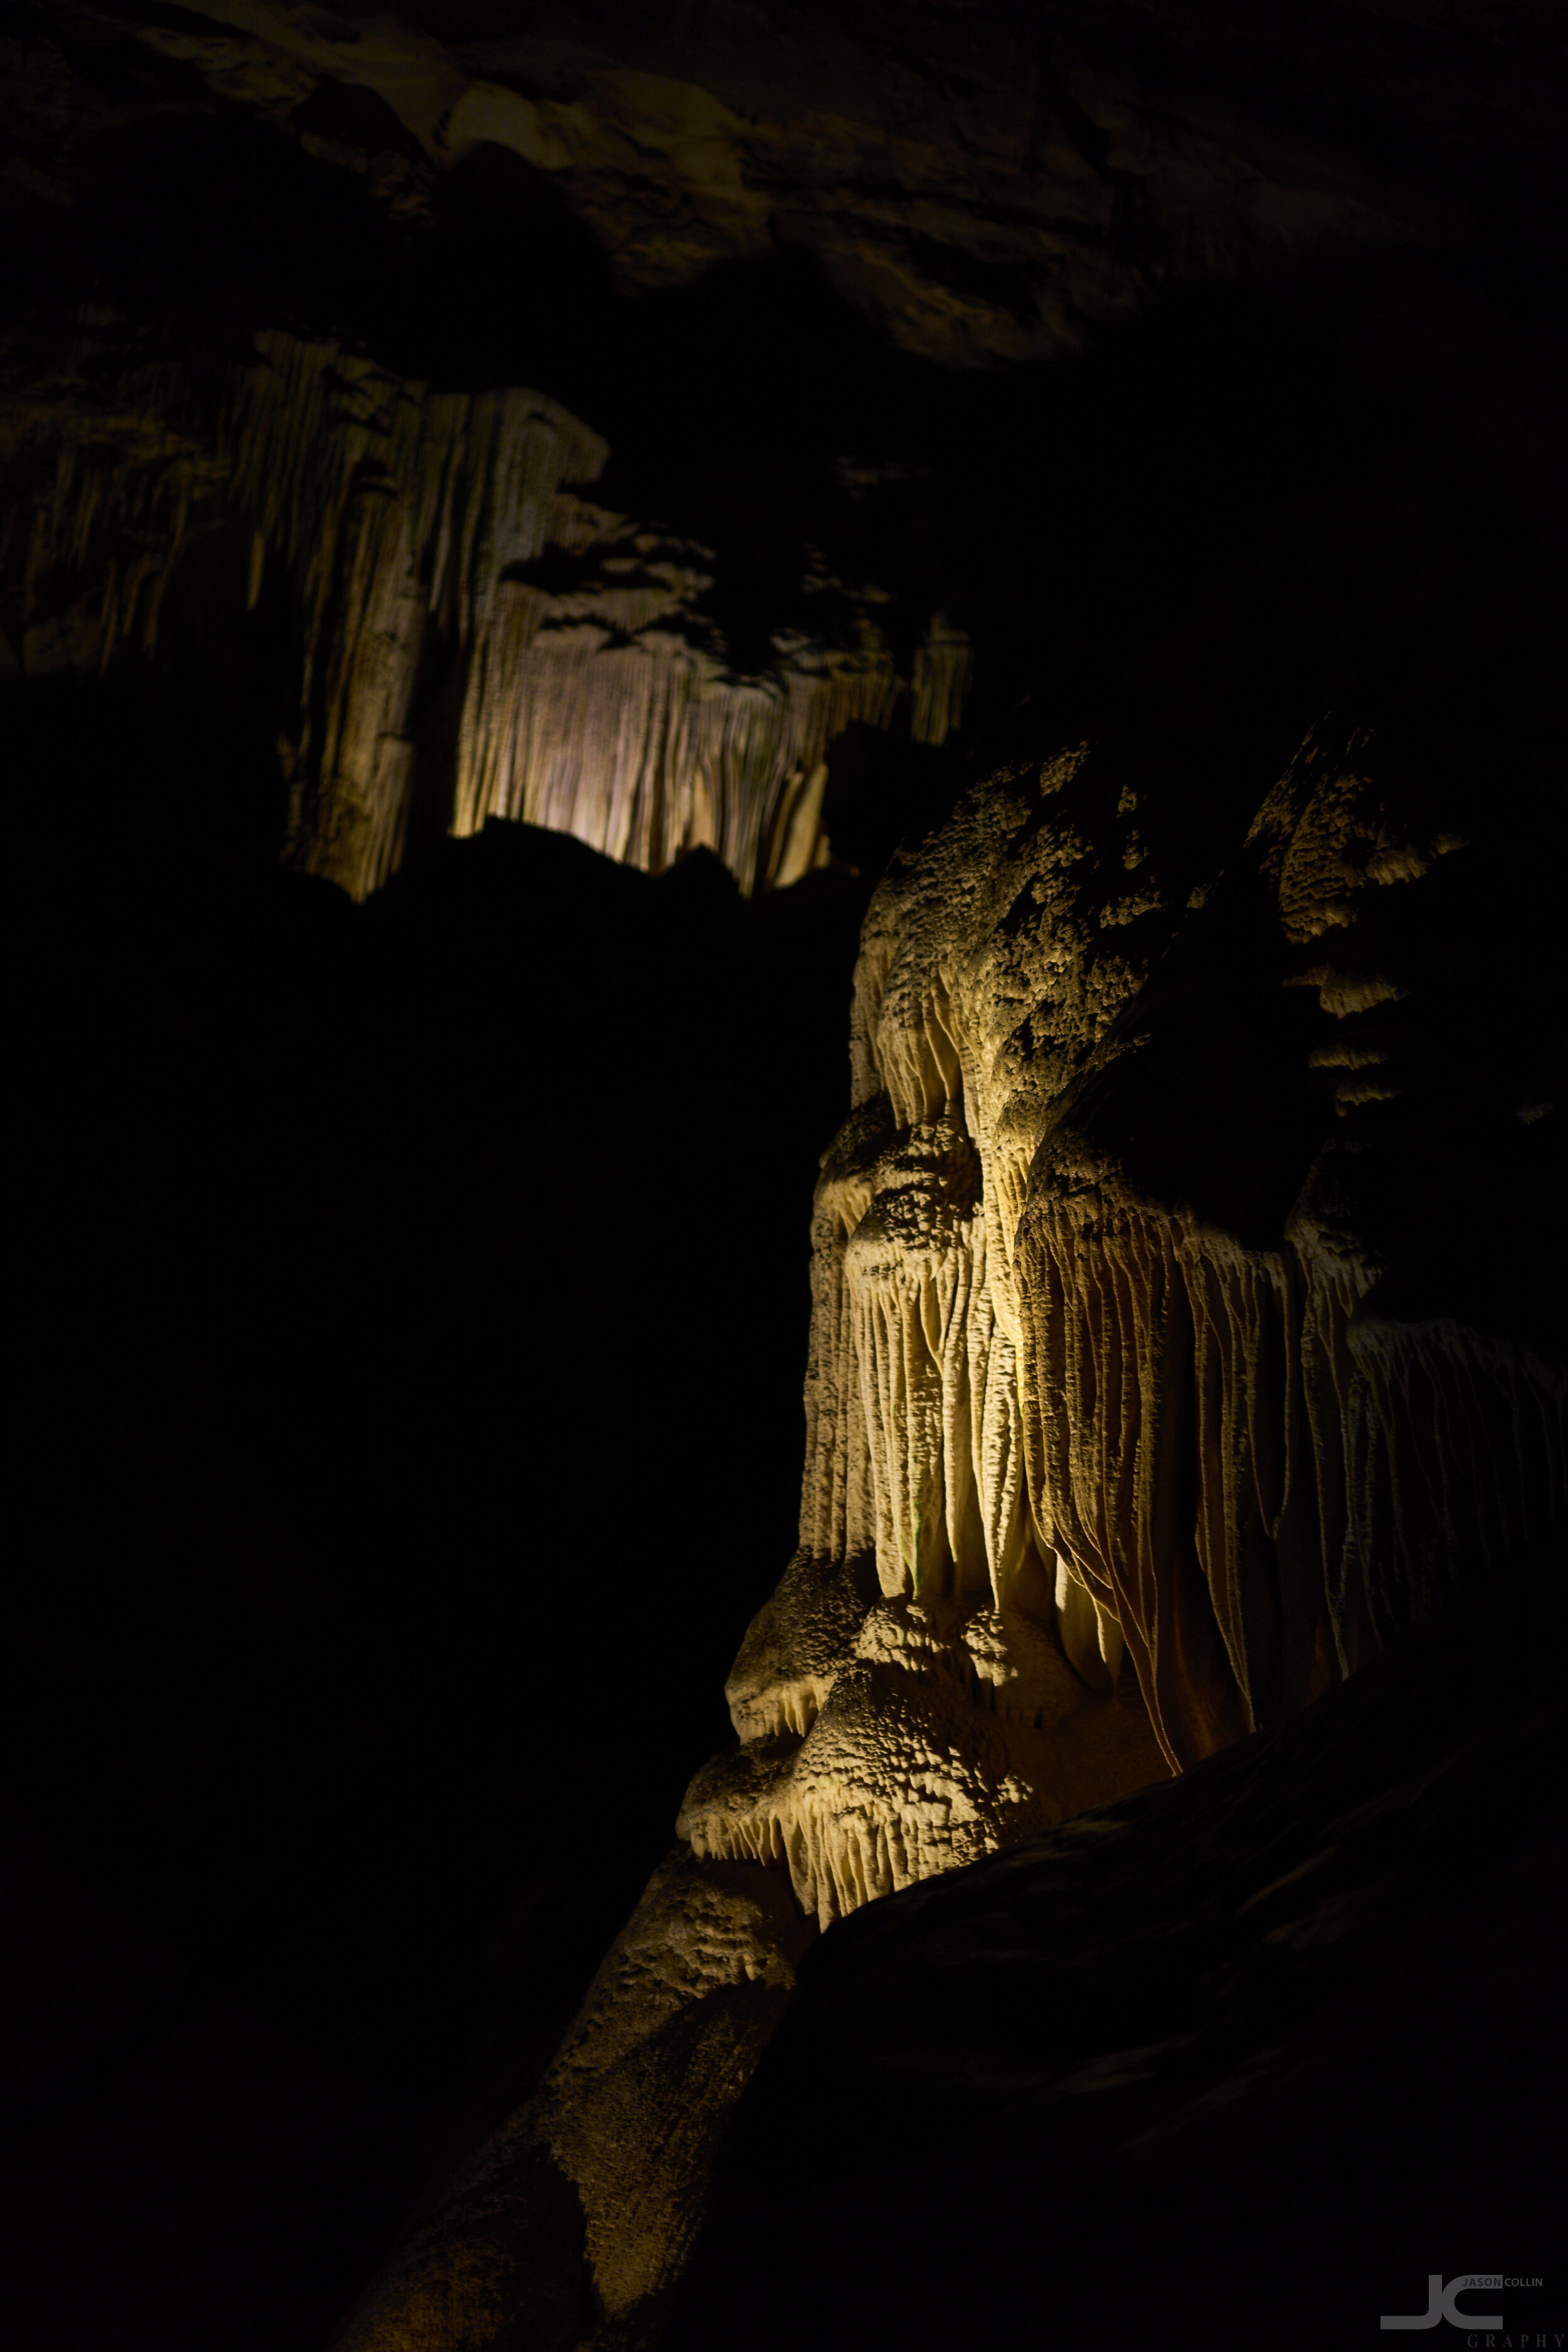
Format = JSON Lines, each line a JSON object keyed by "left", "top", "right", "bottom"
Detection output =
{"left": 681, "top": 1600, "right": 1148, "bottom": 1927}
{"left": 1014, "top": 1180, "right": 1337, "bottom": 1770}
{"left": 1343, "top": 1315, "right": 1565, "bottom": 1647}
{"left": 6, "top": 317, "right": 967, "bottom": 898}
{"left": 684, "top": 715, "right": 1564, "bottom": 1917}
{"left": 908, "top": 613, "right": 973, "bottom": 749}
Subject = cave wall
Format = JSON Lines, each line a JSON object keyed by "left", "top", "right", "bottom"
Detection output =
{"left": 4, "top": 314, "right": 971, "bottom": 896}
{"left": 4, "top": 5, "right": 1567, "bottom": 2351}
{"left": 672, "top": 1549, "right": 1568, "bottom": 2352}
{"left": 8, "top": 0, "right": 1567, "bottom": 908}
{"left": 686, "top": 677, "right": 1565, "bottom": 1925}
{"left": 330, "top": 660, "right": 1564, "bottom": 2352}
{"left": 14, "top": 0, "right": 1566, "bottom": 371}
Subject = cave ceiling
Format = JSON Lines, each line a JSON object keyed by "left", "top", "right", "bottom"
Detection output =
{"left": 5, "top": 11, "right": 1566, "bottom": 2350}
{"left": 6, "top": 0, "right": 1564, "bottom": 904}
{"left": 12, "top": 0, "right": 1565, "bottom": 366}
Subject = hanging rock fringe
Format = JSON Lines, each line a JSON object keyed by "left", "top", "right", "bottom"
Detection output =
{"left": 9, "top": 321, "right": 964, "bottom": 898}
{"left": 682, "top": 736, "right": 1565, "bottom": 1915}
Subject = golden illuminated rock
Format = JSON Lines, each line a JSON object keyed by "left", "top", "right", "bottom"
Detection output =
{"left": 329, "top": 1849, "right": 810, "bottom": 2352}
{"left": 6, "top": 11, "right": 1563, "bottom": 2348}
{"left": 580, "top": 710, "right": 1561, "bottom": 2341}
{"left": 55, "top": 0, "right": 1429, "bottom": 371}
{"left": 692, "top": 721, "right": 1560, "bottom": 1822}
{"left": 3, "top": 319, "right": 964, "bottom": 898}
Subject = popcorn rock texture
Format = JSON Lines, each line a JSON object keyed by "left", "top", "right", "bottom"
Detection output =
{"left": 685, "top": 712, "right": 1563, "bottom": 1915}
{"left": 6, "top": 8, "right": 1564, "bottom": 2349}
{"left": 329, "top": 1850, "right": 810, "bottom": 2352}
{"left": 673, "top": 1552, "right": 1568, "bottom": 2352}
{"left": 356, "top": 682, "right": 1560, "bottom": 2347}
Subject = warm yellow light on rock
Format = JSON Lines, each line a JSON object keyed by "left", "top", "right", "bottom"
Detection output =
{"left": 333, "top": 707, "right": 1565, "bottom": 2351}
{"left": 15, "top": 327, "right": 968, "bottom": 903}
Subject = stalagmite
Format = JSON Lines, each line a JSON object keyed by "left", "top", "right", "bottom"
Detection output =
{"left": 335, "top": 704, "right": 1562, "bottom": 2345}
{"left": 684, "top": 707, "right": 1565, "bottom": 1882}
{"left": 326, "top": 1849, "right": 811, "bottom": 2352}
{"left": 3, "top": 317, "right": 965, "bottom": 898}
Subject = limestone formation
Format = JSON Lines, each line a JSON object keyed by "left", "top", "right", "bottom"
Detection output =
{"left": 694, "top": 712, "right": 1564, "bottom": 2305}
{"left": 672, "top": 1550, "right": 1568, "bottom": 2352}
{"left": 24, "top": 0, "right": 1535, "bottom": 372}
{"left": 332, "top": 689, "right": 1560, "bottom": 2348}
{"left": 7, "top": 7, "right": 1564, "bottom": 2348}
{"left": 686, "top": 719, "right": 1562, "bottom": 1893}
{"left": 3, "top": 317, "right": 961, "bottom": 897}
{"left": 328, "top": 1850, "right": 810, "bottom": 2352}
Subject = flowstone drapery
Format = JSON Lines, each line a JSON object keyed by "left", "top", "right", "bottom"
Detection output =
{"left": 686, "top": 721, "right": 1563, "bottom": 1916}
{"left": 337, "top": 709, "right": 1563, "bottom": 2350}
{"left": 4, "top": 318, "right": 966, "bottom": 898}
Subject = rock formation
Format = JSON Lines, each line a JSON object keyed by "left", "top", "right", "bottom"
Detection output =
{"left": 17, "top": 0, "right": 1562, "bottom": 373}
{"left": 3, "top": 315, "right": 964, "bottom": 896}
{"left": 326, "top": 1849, "right": 812, "bottom": 2352}
{"left": 332, "top": 670, "right": 1564, "bottom": 2348}
{"left": 6, "top": 6, "right": 1565, "bottom": 2351}
{"left": 682, "top": 702, "right": 1564, "bottom": 1921}
{"left": 673, "top": 1545, "right": 1568, "bottom": 2352}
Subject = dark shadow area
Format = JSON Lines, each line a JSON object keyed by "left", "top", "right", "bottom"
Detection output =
{"left": 8, "top": 0, "right": 1565, "bottom": 817}
{"left": 73, "top": 110, "right": 403, "bottom": 363}
{"left": 672, "top": 1553, "right": 1568, "bottom": 2352}
{"left": 379, "top": 137, "right": 623, "bottom": 396}
{"left": 11, "top": 0, "right": 1559, "bottom": 754}
{"left": 1042, "top": 610, "right": 1568, "bottom": 1288}
{"left": 6, "top": 677, "right": 868, "bottom": 2352}
{"left": 4, "top": 11, "right": 1567, "bottom": 2343}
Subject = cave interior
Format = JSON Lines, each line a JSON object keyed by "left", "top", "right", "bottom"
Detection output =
{"left": 4, "top": 4, "right": 1565, "bottom": 2349}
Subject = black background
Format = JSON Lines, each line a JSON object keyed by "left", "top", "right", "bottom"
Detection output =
{"left": 5, "top": 6, "right": 1567, "bottom": 2346}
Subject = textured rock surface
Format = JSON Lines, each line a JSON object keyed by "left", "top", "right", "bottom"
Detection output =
{"left": 13, "top": 0, "right": 1565, "bottom": 371}
{"left": 681, "top": 685, "right": 1564, "bottom": 1939}
{"left": 329, "top": 1849, "right": 812, "bottom": 2352}
{"left": 3, "top": 315, "right": 961, "bottom": 896}
{"left": 358, "top": 661, "right": 1563, "bottom": 2350}
{"left": 8, "top": 1, "right": 1562, "bottom": 913}
{"left": 6, "top": 6, "right": 1565, "bottom": 2349}
{"left": 672, "top": 1551, "right": 1567, "bottom": 2351}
